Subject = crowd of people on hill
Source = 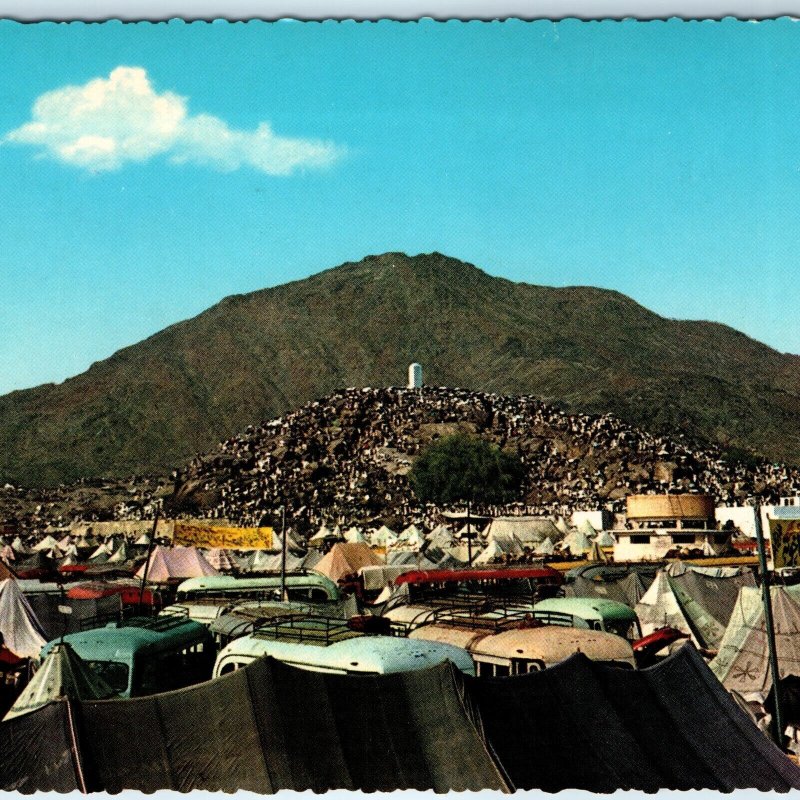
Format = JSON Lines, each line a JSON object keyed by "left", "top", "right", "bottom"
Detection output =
{"left": 4, "top": 386, "right": 800, "bottom": 539}
{"left": 169, "top": 386, "right": 800, "bottom": 533}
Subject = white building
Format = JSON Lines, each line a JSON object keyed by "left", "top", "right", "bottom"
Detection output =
{"left": 408, "top": 363, "right": 422, "bottom": 389}
{"left": 612, "top": 494, "right": 731, "bottom": 562}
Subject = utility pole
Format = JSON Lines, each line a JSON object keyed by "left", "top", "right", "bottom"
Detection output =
{"left": 138, "top": 506, "right": 160, "bottom": 611}
{"left": 466, "top": 498, "right": 473, "bottom": 567}
{"left": 754, "top": 500, "right": 784, "bottom": 748}
{"left": 279, "top": 505, "right": 287, "bottom": 601}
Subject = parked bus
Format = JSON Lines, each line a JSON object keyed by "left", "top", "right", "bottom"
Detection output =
{"left": 39, "top": 616, "right": 215, "bottom": 697}
{"left": 381, "top": 567, "right": 564, "bottom": 633}
{"left": 174, "top": 573, "right": 340, "bottom": 604}
{"left": 392, "top": 567, "right": 564, "bottom": 603}
{"left": 213, "top": 613, "right": 475, "bottom": 677}
{"left": 532, "top": 597, "right": 642, "bottom": 641}
{"left": 407, "top": 606, "right": 636, "bottom": 675}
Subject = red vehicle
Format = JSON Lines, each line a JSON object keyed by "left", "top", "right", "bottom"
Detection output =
{"left": 631, "top": 626, "right": 689, "bottom": 667}
{"left": 66, "top": 580, "right": 166, "bottom": 610}
{"left": 393, "top": 566, "right": 564, "bottom": 604}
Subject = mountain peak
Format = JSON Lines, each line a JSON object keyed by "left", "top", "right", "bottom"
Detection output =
{"left": 2, "top": 252, "right": 800, "bottom": 486}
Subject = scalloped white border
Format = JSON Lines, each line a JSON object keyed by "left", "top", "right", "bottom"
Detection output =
{"left": 1, "top": 13, "right": 795, "bottom": 800}
{"left": 0, "top": 1, "right": 797, "bottom": 20}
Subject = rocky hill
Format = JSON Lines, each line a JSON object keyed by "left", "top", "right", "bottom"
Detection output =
{"left": 6, "top": 387, "right": 800, "bottom": 537}
{"left": 169, "top": 387, "right": 799, "bottom": 533}
{"left": 3, "top": 252, "right": 800, "bottom": 486}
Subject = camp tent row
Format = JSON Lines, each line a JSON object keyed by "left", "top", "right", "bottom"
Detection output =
{"left": 2, "top": 644, "right": 798, "bottom": 793}
{"left": 635, "top": 564, "right": 756, "bottom": 650}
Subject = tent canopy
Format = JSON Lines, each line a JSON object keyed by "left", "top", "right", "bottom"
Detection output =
{"left": 312, "top": 543, "right": 384, "bottom": 584}
{"left": 135, "top": 546, "right": 219, "bottom": 583}
{"left": 0, "top": 578, "right": 48, "bottom": 659}
{"left": 4, "top": 642, "right": 117, "bottom": 721}
{"left": 2, "top": 646, "right": 798, "bottom": 793}
{"left": 711, "top": 586, "right": 800, "bottom": 698}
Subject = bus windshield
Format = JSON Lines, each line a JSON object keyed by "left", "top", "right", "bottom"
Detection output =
{"left": 86, "top": 660, "right": 129, "bottom": 694}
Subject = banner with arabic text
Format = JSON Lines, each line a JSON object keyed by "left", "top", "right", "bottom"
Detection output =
{"left": 173, "top": 522, "right": 273, "bottom": 550}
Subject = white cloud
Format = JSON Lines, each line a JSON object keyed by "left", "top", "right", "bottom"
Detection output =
{"left": 4, "top": 66, "right": 344, "bottom": 175}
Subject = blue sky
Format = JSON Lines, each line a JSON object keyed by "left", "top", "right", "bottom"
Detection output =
{"left": 1, "top": 19, "right": 799, "bottom": 395}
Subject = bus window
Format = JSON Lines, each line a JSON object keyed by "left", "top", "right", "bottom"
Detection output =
{"left": 511, "top": 658, "right": 544, "bottom": 675}
{"left": 87, "top": 660, "right": 129, "bottom": 694}
{"left": 493, "top": 664, "right": 511, "bottom": 677}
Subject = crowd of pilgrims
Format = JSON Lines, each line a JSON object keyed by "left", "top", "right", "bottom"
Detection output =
{"left": 4, "top": 386, "right": 800, "bottom": 540}
{"left": 168, "top": 386, "right": 800, "bottom": 533}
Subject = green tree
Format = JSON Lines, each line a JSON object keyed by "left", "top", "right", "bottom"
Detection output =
{"left": 409, "top": 434, "right": 525, "bottom": 564}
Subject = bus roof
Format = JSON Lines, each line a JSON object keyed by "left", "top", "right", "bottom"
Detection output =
{"left": 40, "top": 616, "right": 210, "bottom": 662}
{"left": 394, "top": 567, "right": 564, "bottom": 586}
{"left": 176, "top": 573, "right": 340, "bottom": 598}
{"left": 411, "top": 624, "right": 635, "bottom": 667}
{"left": 218, "top": 634, "right": 475, "bottom": 675}
{"left": 533, "top": 597, "right": 638, "bottom": 623}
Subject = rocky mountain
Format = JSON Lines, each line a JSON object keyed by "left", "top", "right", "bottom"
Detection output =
{"left": 3, "top": 252, "right": 800, "bottom": 486}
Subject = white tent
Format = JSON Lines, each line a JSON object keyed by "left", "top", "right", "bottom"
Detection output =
{"left": 635, "top": 570, "right": 695, "bottom": 642}
{"left": 426, "top": 524, "right": 455, "bottom": 549}
{"left": 594, "top": 530, "right": 616, "bottom": 547}
{"left": 577, "top": 518, "right": 598, "bottom": 538}
{"left": 134, "top": 533, "right": 151, "bottom": 546}
{"left": 11, "top": 537, "right": 28, "bottom": 555}
{"left": 270, "top": 528, "right": 303, "bottom": 554}
{"left": 308, "top": 525, "right": 334, "bottom": 546}
{"left": 106, "top": 542, "right": 128, "bottom": 563}
{"left": 473, "top": 541, "right": 503, "bottom": 565}
{"left": 343, "top": 526, "right": 366, "bottom": 544}
{"left": 371, "top": 525, "right": 398, "bottom": 548}
{"left": 555, "top": 518, "right": 571, "bottom": 535}
{"left": 483, "top": 517, "right": 562, "bottom": 546}
{"left": 711, "top": 586, "right": 800, "bottom": 699}
{"left": 61, "top": 543, "right": 79, "bottom": 559}
{"left": 75, "top": 535, "right": 94, "bottom": 550}
{"left": 561, "top": 529, "right": 592, "bottom": 556}
{"left": 245, "top": 550, "right": 304, "bottom": 573}
{"left": 534, "top": 537, "right": 555, "bottom": 556}
{"left": 0, "top": 578, "right": 48, "bottom": 659}
{"left": 33, "top": 535, "right": 60, "bottom": 553}
{"left": 398, "top": 524, "right": 425, "bottom": 546}
{"left": 44, "top": 544, "right": 65, "bottom": 560}
{"left": 88, "top": 541, "right": 113, "bottom": 562}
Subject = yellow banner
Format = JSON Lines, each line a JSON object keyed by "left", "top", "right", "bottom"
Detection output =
{"left": 173, "top": 522, "right": 273, "bottom": 550}
{"left": 769, "top": 518, "right": 800, "bottom": 568}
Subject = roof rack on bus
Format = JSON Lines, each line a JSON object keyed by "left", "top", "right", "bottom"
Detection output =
{"left": 124, "top": 614, "right": 197, "bottom": 633}
{"left": 79, "top": 608, "right": 126, "bottom": 631}
{"left": 251, "top": 614, "right": 362, "bottom": 647}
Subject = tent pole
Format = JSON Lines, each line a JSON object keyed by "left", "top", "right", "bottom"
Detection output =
{"left": 279, "top": 506, "right": 287, "bottom": 601}
{"left": 138, "top": 508, "right": 160, "bottom": 612}
{"left": 466, "top": 499, "right": 473, "bottom": 567}
{"left": 754, "top": 499, "right": 784, "bottom": 748}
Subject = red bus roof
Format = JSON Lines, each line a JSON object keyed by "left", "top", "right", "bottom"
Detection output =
{"left": 58, "top": 564, "right": 89, "bottom": 574}
{"left": 394, "top": 567, "right": 564, "bottom": 586}
{"left": 66, "top": 581, "right": 160, "bottom": 605}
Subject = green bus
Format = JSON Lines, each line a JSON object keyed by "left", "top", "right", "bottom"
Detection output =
{"left": 39, "top": 616, "right": 215, "bottom": 697}
{"left": 175, "top": 573, "right": 341, "bottom": 603}
{"left": 532, "top": 597, "right": 642, "bottom": 640}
